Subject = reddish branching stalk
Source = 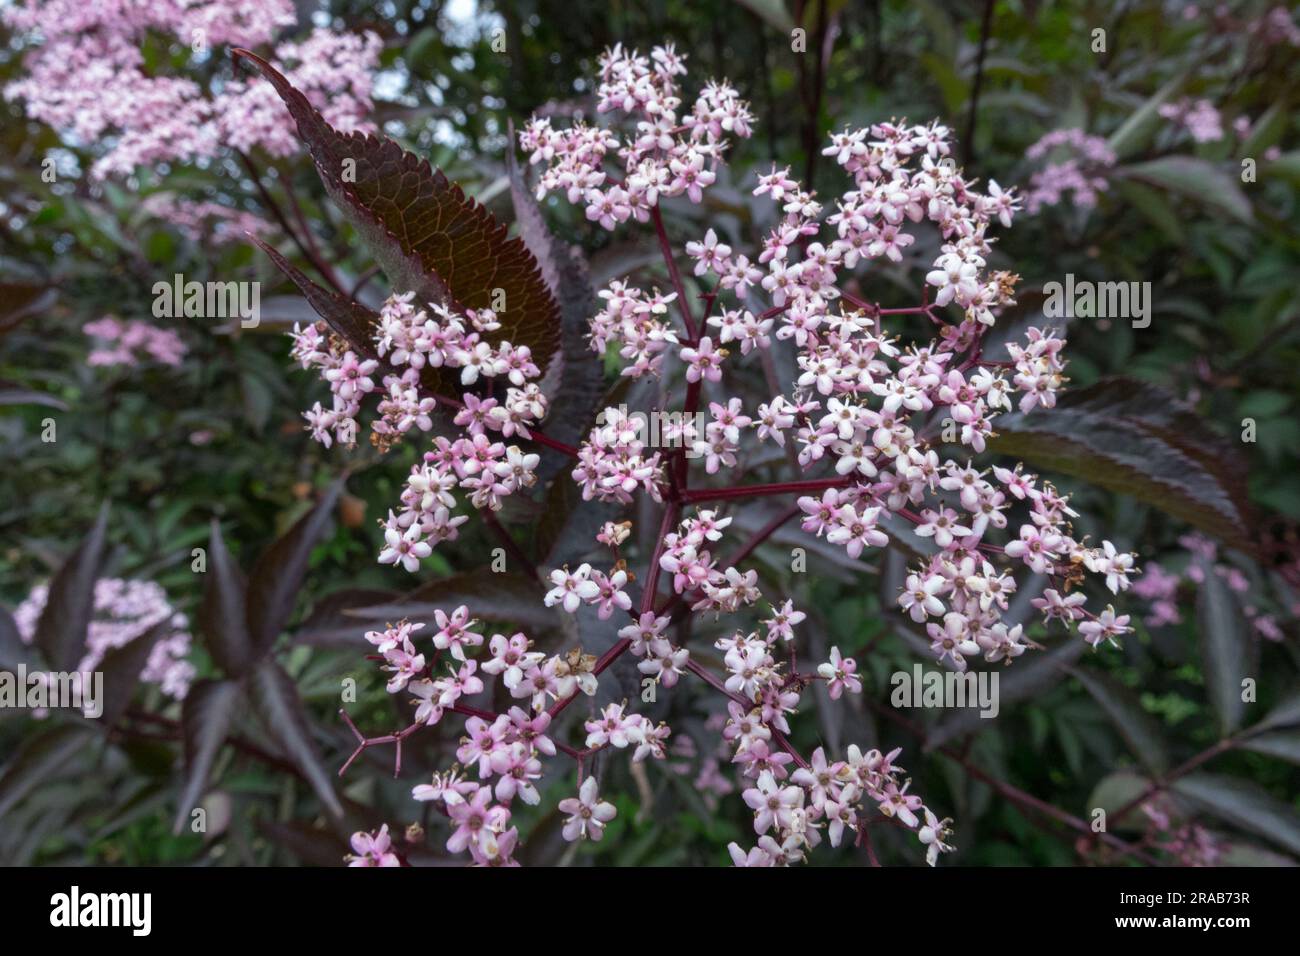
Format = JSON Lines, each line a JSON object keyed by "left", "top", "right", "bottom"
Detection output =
{"left": 680, "top": 475, "right": 851, "bottom": 504}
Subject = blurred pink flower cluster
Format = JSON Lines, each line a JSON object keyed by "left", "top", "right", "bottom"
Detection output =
{"left": 83, "top": 317, "right": 187, "bottom": 367}
{"left": 3, "top": 0, "right": 381, "bottom": 178}
{"left": 1131, "top": 533, "right": 1284, "bottom": 641}
{"left": 1022, "top": 128, "right": 1116, "bottom": 214}
{"left": 14, "top": 578, "right": 195, "bottom": 700}
{"left": 1158, "top": 97, "right": 1224, "bottom": 143}
{"left": 1140, "top": 798, "right": 1222, "bottom": 867}
{"left": 141, "top": 194, "right": 270, "bottom": 245}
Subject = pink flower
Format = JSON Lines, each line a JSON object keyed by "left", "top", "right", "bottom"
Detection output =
{"left": 817, "top": 647, "right": 861, "bottom": 699}
{"left": 679, "top": 336, "right": 725, "bottom": 383}
{"left": 742, "top": 770, "right": 803, "bottom": 834}
{"left": 347, "top": 825, "right": 400, "bottom": 867}
{"left": 558, "top": 776, "right": 617, "bottom": 841}
{"left": 544, "top": 564, "right": 601, "bottom": 613}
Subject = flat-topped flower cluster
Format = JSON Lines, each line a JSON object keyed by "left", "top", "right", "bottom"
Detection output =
{"left": 290, "top": 45, "right": 1139, "bottom": 868}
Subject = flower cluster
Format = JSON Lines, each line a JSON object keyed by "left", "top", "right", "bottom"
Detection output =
{"left": 14, "top": 578, "right": 195, "bottom": 701}
{"left": 1132, "top": 533, "right": 1284, "bottom": 641}
{"left": 520, "top": 43, "right": 754, "bottom": 229}
{"left": 1158, "top": 97, "right": 1224, "bottom": 143}
{"left": 325, "top": 46, "right": 1145, "bottom": 868}
{"left": 289, "top": 291, "right": 550, "bottom": 565}
{"left": 140, "top": 194, "right": 271, "bottom": 246}
{"left": 83, "top": 317, "right": 187, "bottom": 368}
{"left": 732, "top": 745, "right": 952, "bottom": 866}
{"left": 3, "top": 1, "right": 380, "bottom": 178}
{"left": 1021, "top": 128, "right": 1116, "bottom": 213}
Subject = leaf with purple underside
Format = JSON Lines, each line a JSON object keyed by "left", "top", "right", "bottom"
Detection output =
{"left": 232, "top": 48, "right": 560, "bottom": 381}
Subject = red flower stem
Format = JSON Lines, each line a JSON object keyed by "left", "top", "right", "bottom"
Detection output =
{"left": 681, "top": 475, "right": 850, "bottom": 504}
{"left": 674, "top": 379, "right": 702, "bottom": 488}
{"left": 651, "top": 204, "right": 697, "bottom": 342}
{"left": 525, "top": 429, "right": 581, "bottom": 458}
{"left": 655, "top": 502, "right": 800, "bottom": 619}
{"left": 639, "top": 501, "right": 682, "bottom": 612}
{"left": 237, "top": 149, "right": 347, "bottom": 296}
{"left": 684, "top": 659, "right": 809, "bottom": 771}
{"left": 481, "top": 509, "right": 538, "bottom": 579}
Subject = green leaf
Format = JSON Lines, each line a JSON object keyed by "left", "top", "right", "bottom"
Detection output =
{"left": 1119, "top": 156, "right": 1253, "bottom": 225}
{"left": 173, "top": 679, "right": 243, "bottom": 835}
{"left": 1240, "top": 99, "right": 1288, "bottom": 159}
{"left": 233, "top": 49, "right": 560, "bottom": 380}
{"left": 200, "top": 519, "right": 256, "bottom": 676}
{"left": 1216, "top": 841, "right": 1297, "bottom": 867}
{"left": 34, "top": 501, "right": 109, "bottom": 671}
{"left": 1266, "top": 151, "right": 1300, "bottom": 186}
{"left": 245, "top": 480, "right": 344, "bottom": 658}
{"left": 1068, "top": 666, "right": 1169, "bottom": 773}
{"left": 0, "top": 724, "right": 95, "bottom": 819}
{"left": 735, "top": 0, "right": 794, "bottom": 33}
{"left": 249, "top": 659, "right": 343, "bottom": 819}
{"left": 1106, "top": 72, "right": 1185, "bottom": 160}
{"left": 1252, "top": 689, "right": 1300, "bottom": 733}
{"left": 987, "top": 377, "right": 1255, "bottom": 552}
{"left": 1173, "top": 773, "right": 1300, "bottom": 856}
{"left": 1114, "top": 180, "right": 1184, "bottom": 245}
{"left": 1085, "top": 769, "right": 1151, "bottom": 832}
{"left": 1196, "top": 560, "right": 1251, "bottom": 737}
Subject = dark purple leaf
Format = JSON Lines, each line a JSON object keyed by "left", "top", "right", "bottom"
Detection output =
{"left": 1196, "top": 559, "right": 1252, "bottom": 737}
{"left": 172, "top": 678, "right": 243, "bottom": 835}
{"left": 346, "top": 570, "right": 561, "bottom": 637}
{"left": 248, "top": 236, "right": 383, "bottom": 364}
{"left": 0, "top": 724, "right": 95, "bottom": 819}
{"left": 249, "top": 659, "right": 343, "bottom": 819}
{"left": 232, "top": 49, "right": 561, "bottom": 381}
{"left": 200, "top": 519, "right": 255, "bottom": 676}
{"left": 506, "top": 132, "right": 604, "bottom": 478}
{"left": 34, "top": 501, "right": 109, "bottom": 671}
{"left": 0, "top": 385, "right": 68, "bottom": 411}
{"left": 246, "top": 480, "right": 343, "bottom": 658}
{"left": 95, "top": 621, "right": 167, "bottom": 728}
{"left": 987, "top": 377, "right": 1254, "bottom": 552}
{"left": 1174, "top": 773, "right": 1300, "bottom": 856}
{"left": 1067, "top": 665, "right": 1169, "bottom": 773}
